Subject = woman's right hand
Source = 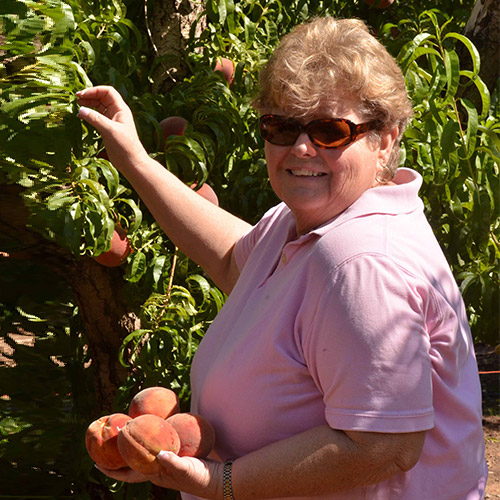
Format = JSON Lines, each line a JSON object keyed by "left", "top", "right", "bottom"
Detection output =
{"left": 77, "top": 86, "right": 148, "bottom": 171}
{"left": 76, "top": 85, "right": 250, "bottom": 294}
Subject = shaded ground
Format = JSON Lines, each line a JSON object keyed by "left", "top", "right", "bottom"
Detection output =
{"left": 476, "top": 343, "right": 500, "bottom": 500}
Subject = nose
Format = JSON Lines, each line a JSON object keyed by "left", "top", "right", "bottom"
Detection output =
{"left": 291, "top": 132, "right": 317, "bottom": 157}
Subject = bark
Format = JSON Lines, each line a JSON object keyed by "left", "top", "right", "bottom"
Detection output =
{"left": 0, "top": 185, "right": 139, "bottom": 415}
{"left": 459, "top": 0, "right": 500, "bottom": 106}
{"left": 147, "top": 0, "right": 206, "bottom": 94}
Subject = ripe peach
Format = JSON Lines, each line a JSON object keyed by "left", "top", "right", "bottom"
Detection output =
{"left": 93, "top": 226, "right": 131, "bottom": 267}
{"left": 160, "top": 116, "right": 187, "bottom": 148}
{"left": 190, "top": 182, "right": 219, "bottom": 206}
{"left": 214, "top": 58, "right": 235, "bottom": 86}
{"left": 117, "top": 414, "right": 181, "bottom": 474}
{"left": 128, "top": 386, "right": 179, "bottom": 419}
{"left": 166, "top": 413, "right": 216, "bottom": 458}
{"left": 85, "top": 413, "right": 131, "bottom": 470}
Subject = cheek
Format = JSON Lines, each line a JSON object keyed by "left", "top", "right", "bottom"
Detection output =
{"left": 265, "top": 143, "right": 288, "bottom": 174}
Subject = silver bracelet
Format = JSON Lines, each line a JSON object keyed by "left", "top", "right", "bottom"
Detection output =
{"left": 223, "top": 460, "right": 234, "bottom": 500}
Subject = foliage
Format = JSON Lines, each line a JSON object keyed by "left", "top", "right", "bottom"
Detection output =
{"left": 0, "top": 0, "right": 497, "bottom": 497}
{"left": 392, "top": 9, "right": 499, "bottom": 344}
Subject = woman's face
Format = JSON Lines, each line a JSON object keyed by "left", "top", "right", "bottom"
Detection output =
{"left": 265, "top": 100, "right": 398, "bottom": 235}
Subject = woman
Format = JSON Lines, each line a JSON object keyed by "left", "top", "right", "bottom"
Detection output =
{"left": 77, "top": 17, "right": 487, "bottom": 500}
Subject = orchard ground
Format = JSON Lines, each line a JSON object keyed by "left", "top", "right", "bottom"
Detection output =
{"left": 1, "top": 334, "right": 499, "bottom": 496}
{"left": 477, "top": 343, "right": 500, "bottom": 500}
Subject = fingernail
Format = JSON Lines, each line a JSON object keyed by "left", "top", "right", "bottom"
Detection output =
{"left": 78, "top": 106, "right": 91, "bottom": 117}
{"left": 157, "top": 450, "right": 172, "bottom": 459}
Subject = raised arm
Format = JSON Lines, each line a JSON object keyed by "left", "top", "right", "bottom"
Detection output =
{"left": 77, "top": 86, "right": 251, "bottom": 294}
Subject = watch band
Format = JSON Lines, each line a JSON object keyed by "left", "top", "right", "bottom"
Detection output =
{"left": 223, "top": 460, "right": 234, "bottom": 500}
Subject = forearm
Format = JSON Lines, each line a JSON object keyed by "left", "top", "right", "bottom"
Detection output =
{"left": 118, "top": 153, "right": 250, "bottom": 293}
{"left": 76, "top": 87, "right": 251, "bottom": 293}
{"left": 230, "top": 425, "right": 425, "bottom": 499}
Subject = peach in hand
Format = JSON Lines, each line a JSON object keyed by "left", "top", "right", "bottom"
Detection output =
{"left": 128, "top": 386, "right": 179, "bottom": 419}
{"left": 117, "top": 414, "right": 181, "bottom": 474}
{"left": 166, "top": 412, "right": 216, "bottom": 458}
{"left": 85, "top": 413, "right": 132, "bottom": 470}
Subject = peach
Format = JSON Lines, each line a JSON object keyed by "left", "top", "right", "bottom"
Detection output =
{"left": 128, "top": 386, "right": 179, "bottom": 419}
{"left": 214, "top": 58, "right": 235, "bottom": 86}
{"left": 166, "top": 413, "right": 216, "bottom": 458}
{"left": 93, "top": 226, "right": 131, "bottom": 267}
{"left": 159, "top": 116, "right": 187, "bottom": 148}
{"left": 85, "top": 413, "right": 131, "bottom": 470}
{"left": 117, "top": 414, "right": 181, "bottom": 474}
{"left": 190, "top": 182, "right": 219, "bottom": 206}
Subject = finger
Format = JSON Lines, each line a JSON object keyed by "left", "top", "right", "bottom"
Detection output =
{"left": 76, "top": 86, "right": 127, "bottom": 116}
{"left": 76, "top": 85, "right": 124, "bottom": 106}
{"left": 77, "top": 105, "right": 115, "bottom": 133}
{"left": 95, "top": 464, "right": 147, "bottom": 483}
{"left": 156, "top": 450, "right": 186, "bottom": 470}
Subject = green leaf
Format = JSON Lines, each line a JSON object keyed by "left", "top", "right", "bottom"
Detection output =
{"left": 443, "top": 32, "right": 481, "bottom": 78}
{"left": 458, "top": 97, "right": 478, "bottom": 159}
{"left": 115, "top": 197, "right": 143, "bottom": 233}
{"left": 152, "top": 255, "right": 167, "bottom": 285}
{"left": 97, "top": 160, "right": 120, "bottom": 198}
{"left": 118, "top": 329, "right": 151, "bottom": 367}
{"left": 443, "top": 48, "right": 460, "bottom": 102}
{"left": 46, "top": 189, "right": 75, "bottom": 210}
{"left": 127, "top": 251, "right": 147, "bottom": 283}
{"left": 63, "top": 201, "right": 83, "bottom": 255}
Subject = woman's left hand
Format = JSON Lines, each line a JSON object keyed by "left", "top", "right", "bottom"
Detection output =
{"left": 96, "top": 452, "right": 224, "bottom": 499}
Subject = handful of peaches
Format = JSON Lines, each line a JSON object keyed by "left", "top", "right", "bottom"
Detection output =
{"left": 85, "top": 387, "right": 215, "bottom": 474}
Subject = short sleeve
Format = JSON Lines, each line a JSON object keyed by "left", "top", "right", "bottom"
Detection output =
{"left": 234, "top": 203, "right": 291, "bottom": 272}
{"left": 301, "top": 253, "right": 435, "bottom": 433}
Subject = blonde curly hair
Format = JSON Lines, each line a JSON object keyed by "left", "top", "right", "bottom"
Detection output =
{"left": 252, "top": 17, "right": 413, "bottom": 179}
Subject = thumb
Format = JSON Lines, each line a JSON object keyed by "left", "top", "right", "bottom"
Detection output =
{"left": 156, "top": 450, "right": 184, "bottom": 468}
{"left": 77, "top": 106, "right": 114, "bottom": 133}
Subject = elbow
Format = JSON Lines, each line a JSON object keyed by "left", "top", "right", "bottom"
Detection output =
{"left": 394, "top": 432, "right": 426, "bottom": 473}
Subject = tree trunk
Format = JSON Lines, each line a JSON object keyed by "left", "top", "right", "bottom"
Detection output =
{"left": 0, "top": 185, "right": 139, "bottom": 415}
{"left": 459, "top": 0, "right": 500, "bottom": 107}
{"left": 147, "top": 0, "right": 206, "bottom": 94}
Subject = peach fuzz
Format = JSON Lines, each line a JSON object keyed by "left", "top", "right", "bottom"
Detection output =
{"left": 166, "top": 412, "right": 216, "bottom": 458}
{"left": 128, "top": 386, "right": 179, "bottom": 419}
{"left": 117, "top": 414, "right": 181, "bottom": 474}
{"left": 85, "top": 413, "right": 131, "bottom": 470}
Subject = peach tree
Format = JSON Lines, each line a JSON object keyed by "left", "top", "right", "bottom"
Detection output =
{"left": 0, "top": 0, "right": 497, "bottom": 497}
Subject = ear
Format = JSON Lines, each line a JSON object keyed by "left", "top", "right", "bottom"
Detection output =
{"left": 377, "top": 125, "right": 399, "bottom": 165}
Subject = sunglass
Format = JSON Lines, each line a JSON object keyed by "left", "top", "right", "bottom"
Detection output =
{"left": 259, "top": 114, "right": 381, "bottom": 149}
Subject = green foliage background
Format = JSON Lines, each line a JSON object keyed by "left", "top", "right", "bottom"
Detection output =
{"left": 0, "top": 0, "right": 498, "bottom": 497}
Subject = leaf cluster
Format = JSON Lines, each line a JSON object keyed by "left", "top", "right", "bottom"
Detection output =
{"left": 394, "top": 10, "right": 499, "bottom": 344}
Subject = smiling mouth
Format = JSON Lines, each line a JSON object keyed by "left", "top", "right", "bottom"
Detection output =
{"left": 288, "top": 169, "right": 326, "bottom": 177}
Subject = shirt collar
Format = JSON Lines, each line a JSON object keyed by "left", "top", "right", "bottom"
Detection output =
{"left": 305, "top": 167, "right": 424, "bottom": 238}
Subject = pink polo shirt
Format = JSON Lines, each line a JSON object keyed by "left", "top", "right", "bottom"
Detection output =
{"left": 186, "top": 168, "right": 487, "bottom": 500}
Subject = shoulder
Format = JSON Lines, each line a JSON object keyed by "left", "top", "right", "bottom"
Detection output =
{"left": 233, "top": 202, "right": 293, "bottom": 270}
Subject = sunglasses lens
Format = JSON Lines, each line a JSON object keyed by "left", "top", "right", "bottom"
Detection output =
{"left": 260, "top": 115, "right": 362, "bottom": 149}
{"left": 260, "top": 116, "right": 301, "bottom": 146}
{"left": 308, "top": 120, "right": 352, "bottom": 148}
